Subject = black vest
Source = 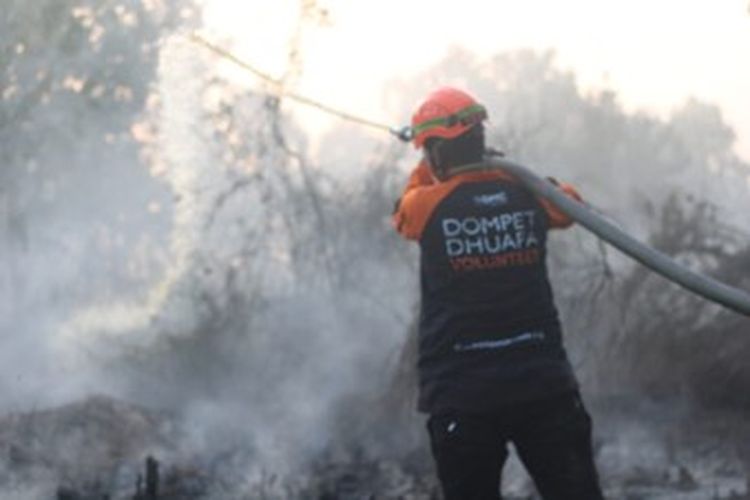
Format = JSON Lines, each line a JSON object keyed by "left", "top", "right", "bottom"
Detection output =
{"left": 417, "top": 176, "right": 577, "bottom": 414}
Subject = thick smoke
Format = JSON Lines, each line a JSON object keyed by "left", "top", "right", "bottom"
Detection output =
{"left": 2, "top": 2, "right": 750, "bottom": 498}
{"left": 2, "top": 2, "right": 413, "bottom": 492}
{"left": 0, "top": 0, "right": 190, "bottom": 411}
{"left": 56, "top": 30, "right": 416, "bottom": 477}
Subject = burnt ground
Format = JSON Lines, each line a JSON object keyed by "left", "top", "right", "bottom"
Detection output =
{"left": 0, "top": 395, "right": 747, "bottom": 499}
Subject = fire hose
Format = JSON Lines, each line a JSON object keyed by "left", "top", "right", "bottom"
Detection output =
{"left": 454, "top": 154, "right": 750, "bottom": 317}
{"left": 191, "top": 34, "right": 750, "bottom": 317}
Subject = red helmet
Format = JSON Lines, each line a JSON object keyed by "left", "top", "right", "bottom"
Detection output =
{"left": 410, "top": 87, "right": 488, "bottom": 149}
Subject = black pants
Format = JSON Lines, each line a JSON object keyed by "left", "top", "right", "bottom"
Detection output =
{"left": 427, "top": 391, "right": 604, "bottom": 500}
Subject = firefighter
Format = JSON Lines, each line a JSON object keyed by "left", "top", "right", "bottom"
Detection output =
{"left": 393, "top": 87, "right": 605, "bottom": 500}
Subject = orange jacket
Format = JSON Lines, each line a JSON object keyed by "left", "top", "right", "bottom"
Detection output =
{"left": 393, "top": 161, "right": 581, "bottom": 241}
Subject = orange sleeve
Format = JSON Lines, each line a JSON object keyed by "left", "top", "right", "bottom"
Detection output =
{"left": 537, "top": 181, "right": 582, "bottom": 229}
{"left": 403, "top": 160, "right": 434, "bottom": 192}
{"left": 392, "top": 161, "right": 457, "bottom": 241}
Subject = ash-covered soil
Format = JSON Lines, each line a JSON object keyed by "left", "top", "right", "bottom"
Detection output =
{"left": 0, "top": 395, "right": 747, "bottom": 499}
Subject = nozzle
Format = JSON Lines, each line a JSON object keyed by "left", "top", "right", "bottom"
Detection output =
{"left": 390, "top": 125, "right": 413, "bottom": 142}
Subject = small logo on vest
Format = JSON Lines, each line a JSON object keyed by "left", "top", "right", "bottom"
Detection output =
{"left": 473, "top": 191, "right": 508, "bottom": 207}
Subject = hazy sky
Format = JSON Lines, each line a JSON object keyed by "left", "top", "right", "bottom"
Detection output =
{"left": 201, "top": 0, "right": 750, "bottom": 161}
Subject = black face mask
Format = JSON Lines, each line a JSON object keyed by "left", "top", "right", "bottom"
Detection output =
{"left": 425, "top": 124, "right": 485, "bottom": 180}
